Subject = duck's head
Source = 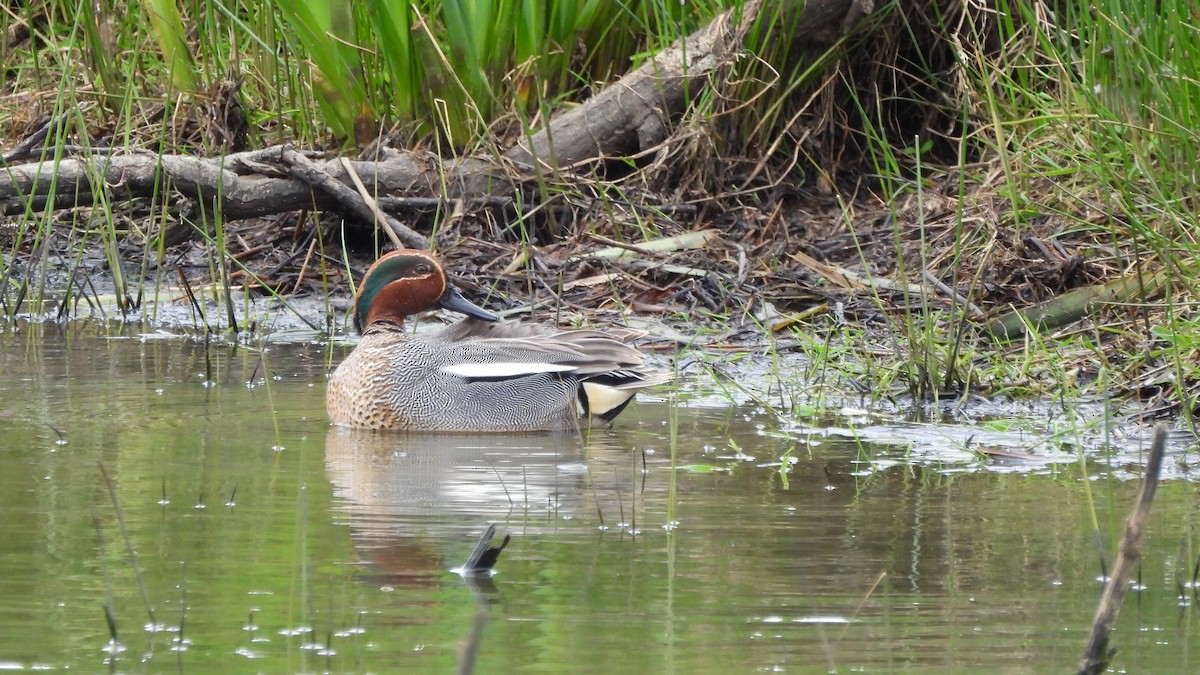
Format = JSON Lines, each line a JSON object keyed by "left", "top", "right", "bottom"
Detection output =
{"left": 353, "top": 249, "right": 498, "bottom": 332}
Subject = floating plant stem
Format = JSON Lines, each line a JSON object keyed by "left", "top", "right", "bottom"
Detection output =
{"left": 98, "top": 462, "right": 156, "bottom": 627}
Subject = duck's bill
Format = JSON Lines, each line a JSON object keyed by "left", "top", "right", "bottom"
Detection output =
{"left": 438, "top": 285, "right": 499, "bottom": 322}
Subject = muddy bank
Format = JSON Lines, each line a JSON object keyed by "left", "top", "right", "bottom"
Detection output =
{"left": 0, "top": 168, "right": 1178, "bottom": 419}
{"left": 0, "top": 171, "right": 1124, "bottom": 325}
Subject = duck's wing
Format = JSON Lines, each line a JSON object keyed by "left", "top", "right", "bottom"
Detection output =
{"left": 437, "top": 336, "right": 637, "bottom": 379}
{"left": 434, "top": 320, "right": 658, "bottom": 381}
{"left": 439, "top": 317, "right": 556, "bottom": 341}
{"left": 435, "top": 319, "right": 673, "bottom": 421}
{"left": 441, "top": 317, "right": 649, "bottom": 342}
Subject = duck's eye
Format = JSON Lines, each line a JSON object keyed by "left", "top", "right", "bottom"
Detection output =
{"left": 414, "top": 263, "right": 431, "bottom": 275}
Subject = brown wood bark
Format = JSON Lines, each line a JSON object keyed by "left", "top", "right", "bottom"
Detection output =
{"left": 0, "top": 147, "right": 490, "bottom": 219}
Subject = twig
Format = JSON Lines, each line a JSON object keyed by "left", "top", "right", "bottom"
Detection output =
{"left": 279, "top": 147, "right": 429, "bottom": 249}
{"left": 339, "top": 156, "right": 404, "bottom": 249}
{"left": 570, "top": 229, "right": 718, "bottom": 262}
{"left": 585, "top": 232, "right": 661, "bottom": 257}
{"left": 922, "top": 270, "right": 984, "bottom": 319}
{"left": 375, "top": 196, "right": 515, "bottom": 211}
{"left": 98, "top": 462, "right": 156, "bottom": 628}
{"left": 290, "top": 234, "right": 319, "bottom": 295}
{"left": 0, "top": 113, "right": 66, "bottom": 163}
{"left": 1077, "top": 423, "right": 1168, "bottom": 675}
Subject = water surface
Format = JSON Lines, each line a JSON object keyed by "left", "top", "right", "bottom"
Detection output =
{"left": 0, "top": 320, "right": 1196, "bottom": 672}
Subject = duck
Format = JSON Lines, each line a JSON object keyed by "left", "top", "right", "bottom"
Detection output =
{"left": 326, "top": 249, "right": 673, "bottom": 431}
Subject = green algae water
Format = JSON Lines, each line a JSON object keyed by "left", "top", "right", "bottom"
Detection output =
{"left": 0, "top": 320, "right": 1197, "bottom": 672}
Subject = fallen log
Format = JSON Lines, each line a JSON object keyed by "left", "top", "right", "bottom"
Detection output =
{"left": 981, "top": 266, "right": 1171, "bottom": 341}
{"left": 0, "top": 145, "right": 489, "bottom": 221}
{"left": 0, "top": 0, "right": 865, "bottom": 238}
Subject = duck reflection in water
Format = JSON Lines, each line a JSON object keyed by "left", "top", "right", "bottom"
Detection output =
{"left": 324, "top": 427, "right": 646, "bottom": 587}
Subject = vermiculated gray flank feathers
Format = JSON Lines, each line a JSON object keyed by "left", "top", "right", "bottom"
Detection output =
{"left": 328, "top": 318, "right": 672, "bottom": 431}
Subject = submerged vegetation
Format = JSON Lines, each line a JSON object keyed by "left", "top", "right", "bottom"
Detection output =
{"left": 1, "top": 0, "right": 1198, "bottom": 420}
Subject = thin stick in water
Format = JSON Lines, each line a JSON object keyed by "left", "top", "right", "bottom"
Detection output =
{"left": 492, "top": 468, "right": 513, "bottom": 506}
{"left": 1077, "top": 423, "right": 1168, "bottom": 675}
{"left": 98, "top": 462, "right": 156, "bottom": 627}
{"left": 586, "top": 466, "right": 605, "bottom": 529}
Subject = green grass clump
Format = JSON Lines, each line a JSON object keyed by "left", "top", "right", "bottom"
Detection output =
{"left": 742, "top": 0, "right": 1200, "bottom": 415}
{"left": 3, "top": 1, "right": 737, "bottom": 149}
{"left": 971, "top": 0, "right": 1200, "bottom": 419}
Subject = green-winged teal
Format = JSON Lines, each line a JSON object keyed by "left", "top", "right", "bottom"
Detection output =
{"left": 326, "top": 249, "right": 673, "bottom": 431}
